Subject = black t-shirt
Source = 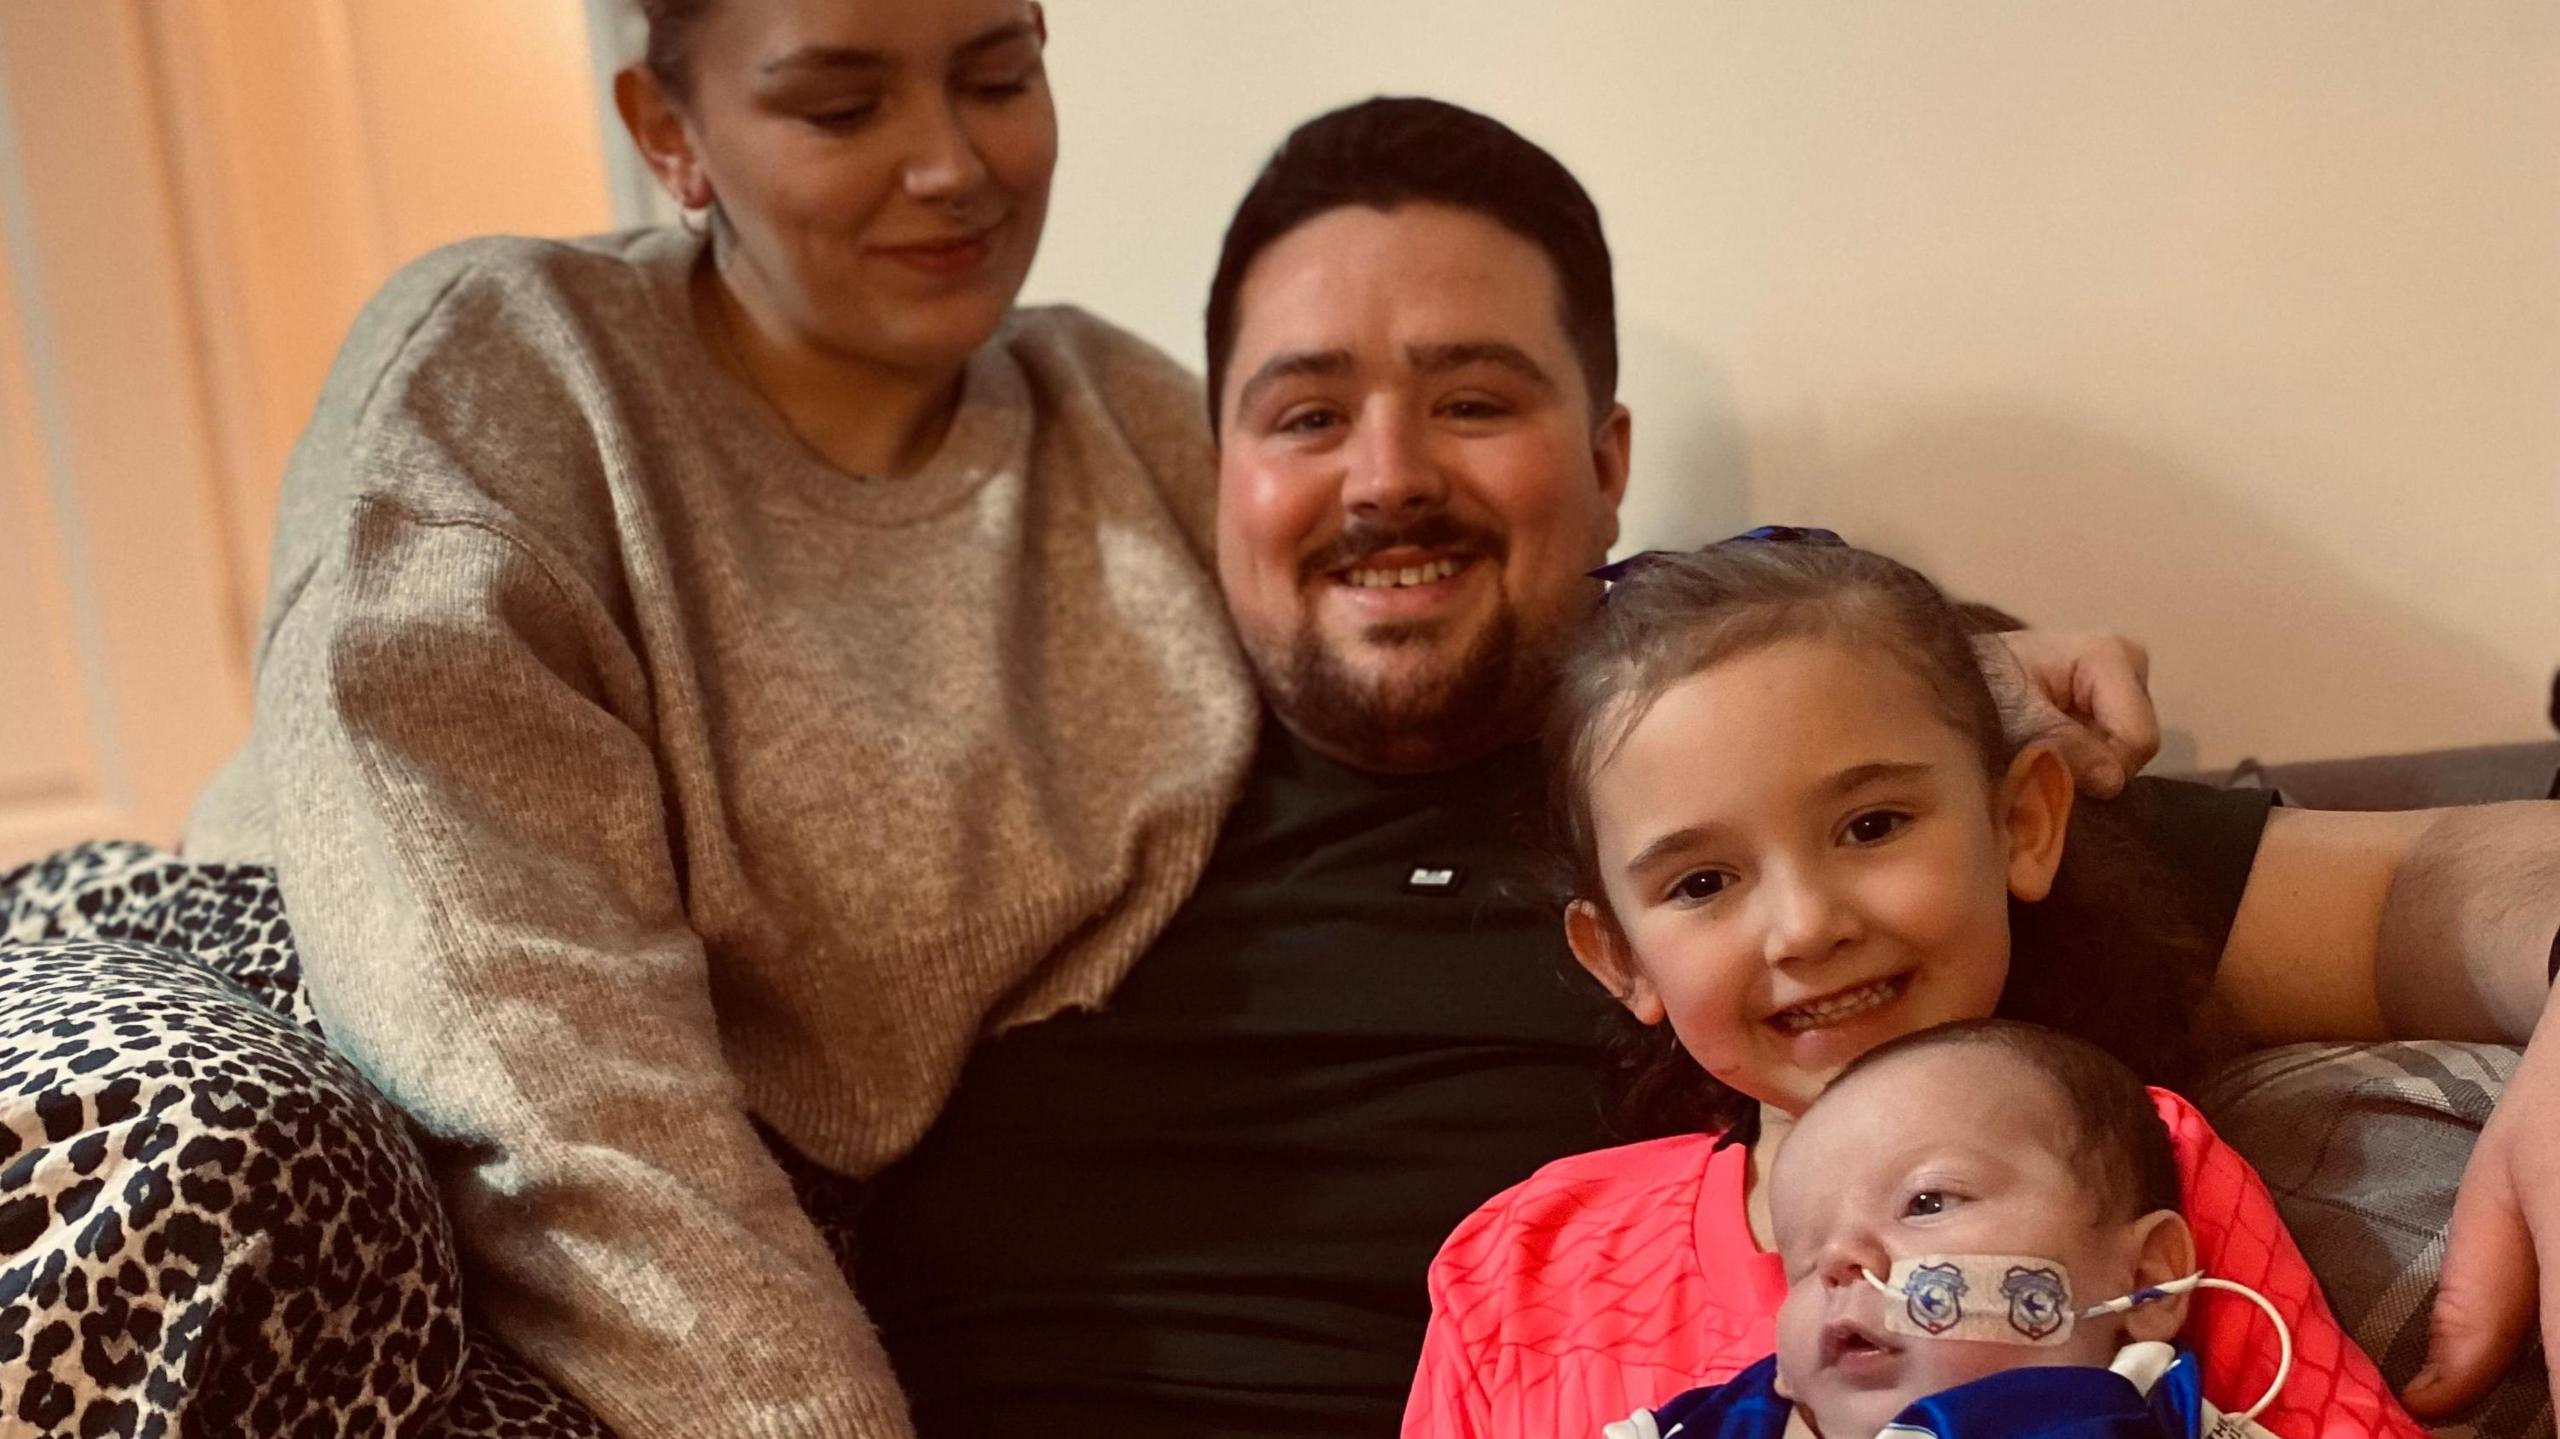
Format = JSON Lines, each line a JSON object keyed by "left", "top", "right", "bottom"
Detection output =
{"left": 854, "top": 722, "right": 2274, "bottom": 1436}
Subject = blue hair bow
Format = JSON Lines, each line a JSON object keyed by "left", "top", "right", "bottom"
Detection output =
{"left": 1587, "top": 524, "right": 1845, "bottom": 595}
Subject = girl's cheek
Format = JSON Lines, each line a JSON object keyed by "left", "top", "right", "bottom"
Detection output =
{"left": 1867, "top": 835, "right": 2004, "bottom": 944}
{"left": 1663, "top": 963, "right": 1758, "bottom": 1056}
{"left": 1671, "top": 1016, "right": 1755, "bottom": 1087}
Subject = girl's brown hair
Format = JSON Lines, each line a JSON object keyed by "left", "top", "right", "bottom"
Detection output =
{"left": 1544, "top": 539, "right": 2216, "bottom": 1140}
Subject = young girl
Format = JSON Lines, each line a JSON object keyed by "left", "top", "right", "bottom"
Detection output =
{"left": 1398, "top": 537, "right": 2421, "bottom": 1439}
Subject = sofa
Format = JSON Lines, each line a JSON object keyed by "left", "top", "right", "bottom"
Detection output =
{"left": 2191, "top": 741, "right": 2559, "bottom": 1439}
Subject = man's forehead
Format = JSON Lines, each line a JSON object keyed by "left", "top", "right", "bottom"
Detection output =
{"left": 1233, "top": 205, "right": 1568, "bottom": 341}
{"left": 1226, "top": 224, "right": 1574, "bottom": 413}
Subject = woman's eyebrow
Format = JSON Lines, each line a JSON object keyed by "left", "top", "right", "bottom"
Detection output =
{"left": 761, "top": 46, "right": 890, "bottom": 78}
{"left": 762, "top": 20, "right": 1038, "bottom": 78}
{"left": 953, "top": 19, "right": 1042, "bottom": 61}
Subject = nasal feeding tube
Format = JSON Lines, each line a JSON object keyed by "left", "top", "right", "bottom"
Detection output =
{"left": 1860, "top": 1254, "right": 2294, "bottom": 1428}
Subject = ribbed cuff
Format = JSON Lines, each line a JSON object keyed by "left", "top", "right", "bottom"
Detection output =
{"left": 568, "top": 1349, "right": 917, "bottom": 1439}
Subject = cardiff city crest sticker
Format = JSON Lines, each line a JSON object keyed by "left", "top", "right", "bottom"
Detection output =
{"left": 2001, "top": 1265, "right": 2071, "bottom": 1341}
{"left": 1903, "top": 1262, "right": 1969, "bottom": 1335}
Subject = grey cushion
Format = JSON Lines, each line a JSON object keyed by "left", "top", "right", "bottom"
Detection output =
{"left": 2179, "top": 746, "right": 2558, "bottom": 1432}
{"left": 2200, "top": 1042, "right": 2552, "bottom": 1438}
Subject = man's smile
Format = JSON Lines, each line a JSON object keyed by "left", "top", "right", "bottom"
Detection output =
{"left": 1342, "top": 555, "right": 1465, "bottom": 589}
{"left": 1322, "top": 549, "right": 1485, "bottom": 626}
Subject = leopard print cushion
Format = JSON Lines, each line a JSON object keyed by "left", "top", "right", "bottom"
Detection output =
{"left": 1, "top": 842, "right": 608, "bottom": 1437}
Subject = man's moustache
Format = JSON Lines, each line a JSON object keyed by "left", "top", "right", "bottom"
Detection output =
{"left": 1299, "top": 516, "right": 1505, "bottom": 582}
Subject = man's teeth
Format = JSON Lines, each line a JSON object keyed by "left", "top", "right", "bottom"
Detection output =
{"left": 1771, "top": 976, "right": 1907, "bottom": 1035}
{"left": 1345, "top": 557, "right": 1464, "bottom": 589}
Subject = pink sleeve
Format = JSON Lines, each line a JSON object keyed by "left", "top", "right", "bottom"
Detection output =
{"left": 1402, "top": 1297, "right": 1494, "bottom": 1439}
{"left": 1403, "top": 1206, "right": 1502, "bottom": 1439}
{"left": 1397, "top": 1136, "right": 1777, "bottom": 1434}
{"left": 2154, "top": 1090, "right": 2427, "bottom": 1439}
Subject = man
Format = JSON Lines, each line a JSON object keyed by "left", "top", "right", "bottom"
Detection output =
{"left": 855, "top": 98, "right": 2560, "bottom": 1434}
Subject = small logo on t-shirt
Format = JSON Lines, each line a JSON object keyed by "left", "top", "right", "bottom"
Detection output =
{"left": 1403, "top": 865, "right": 1467, "bottom": 894}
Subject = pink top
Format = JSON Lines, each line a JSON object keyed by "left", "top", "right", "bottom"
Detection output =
{"left": 1402, "top": 1089, "right": 2422, "bottom": 1439}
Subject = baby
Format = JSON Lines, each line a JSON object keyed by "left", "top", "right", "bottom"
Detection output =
{"left": 1608, "top": 1019, "right": 2282, "bottom": 1439}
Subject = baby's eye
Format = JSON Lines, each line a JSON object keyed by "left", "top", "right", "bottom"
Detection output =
{"left": 1903, "top": 1189, "right": 1950, "bottom": 1218}
{"left": 1844, "top": 810, "right": 1912, "bottom": 845}
{"left": 1670, "top": 870, "right": 1730, "bottom": 903}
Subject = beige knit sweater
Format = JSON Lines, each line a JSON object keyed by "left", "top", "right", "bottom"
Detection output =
{"left": 185, "top": 228, "right": 1260, "bottom": 1438}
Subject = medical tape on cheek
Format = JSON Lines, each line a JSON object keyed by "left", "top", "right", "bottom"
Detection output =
{"left": 1862, "top": 1254, "right": 2085, "bottom": 1346}
{"left": 1867, "top": 1257, "right": 2294, "bottom": 1426}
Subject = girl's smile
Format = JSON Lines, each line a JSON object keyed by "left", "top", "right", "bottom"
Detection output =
{"left": 1766, "top": 970, "right": 1912, "bottom": 1036}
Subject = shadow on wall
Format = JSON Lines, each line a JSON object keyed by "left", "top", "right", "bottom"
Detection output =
{"left": 1614, "top": 321, "right": 1752, "bottom": 550}
{"left": 1725, "top": 401, "right": 2531, "bottom": 768}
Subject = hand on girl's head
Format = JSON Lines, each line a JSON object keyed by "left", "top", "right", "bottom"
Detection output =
{"left": 1975, "top": 629, "right": 2162, "bottom": 798}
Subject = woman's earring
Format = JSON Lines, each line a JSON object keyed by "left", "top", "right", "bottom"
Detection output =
{"left": 676, "top": 170, "right": 717, "bottom": 233}
{"left": 681, "top": 194, "right": 724, "bottom": 238}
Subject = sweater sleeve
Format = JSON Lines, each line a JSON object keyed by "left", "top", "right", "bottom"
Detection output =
{"left": 2156, "top": 1091, "right": 2423, "bottom": 1439}
{"left": 259, "top": 492, "right": 913, "bottom": 1439}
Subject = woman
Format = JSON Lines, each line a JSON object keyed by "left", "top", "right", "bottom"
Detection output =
{"left": 1, "top": 1, "right": 1255, "bottom": 1434}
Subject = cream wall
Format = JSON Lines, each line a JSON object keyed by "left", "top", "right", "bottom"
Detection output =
{"left": 1018, "top": 2, "right": 2560, "bottom": 770}
{"left": 12, "top": 1, "right": 2544, "bottom": 872}
{"left": 156, "top": 0, "right": 614, "bottom": 651}
{"left": 0, "top": 0, "right": 610, "bottom": 866}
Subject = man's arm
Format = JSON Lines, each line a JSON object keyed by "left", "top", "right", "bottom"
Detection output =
{"left": 2372, "top": 803, "right": 2560, "bottom": 1042}
{"left": 2208, "top": 798, "right": 2560, "bottom": 1421}
{"left": 2211, "top": 802, "right": 2560, "bottom": 1047}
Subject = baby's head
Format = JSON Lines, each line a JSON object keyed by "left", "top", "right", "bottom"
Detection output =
{"left": 1769, "top": 1019, "right": 2195, "bottom": 1439}
{"left": 1549, "top": 537, "right": 2078, "bottom": 1126}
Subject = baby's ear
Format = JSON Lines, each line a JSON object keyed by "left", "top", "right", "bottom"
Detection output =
{"left": 2000, "top": 742, "right": 2076, "bottom": 903}
{"left": 1566, "top": 899, "right": 1664, "bottom": 1024}
{"left": 2121, "top": 1210, "right": 2198, "bottom": 1343}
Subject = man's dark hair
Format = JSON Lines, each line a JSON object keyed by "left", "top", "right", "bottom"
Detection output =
{"left": 1817, "top": 1019, "right": 2185, "bottom": 1221}
{"left": 1202, "top": 96, "right": 1617, "bottom": 434}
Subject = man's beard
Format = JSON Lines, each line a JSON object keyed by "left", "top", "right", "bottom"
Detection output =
{"left": 1256, "top": 605, "right": 1554, "bottom": 774}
